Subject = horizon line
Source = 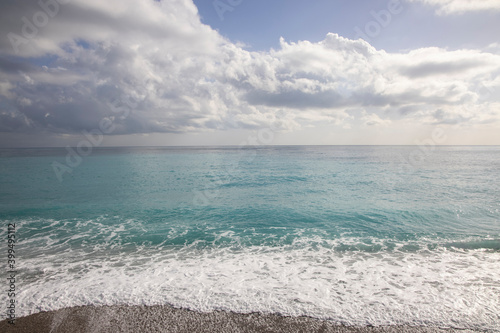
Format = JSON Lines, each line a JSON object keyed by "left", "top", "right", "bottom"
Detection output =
{"left": 2, "top": 144, "right": 500, "bottom": 149}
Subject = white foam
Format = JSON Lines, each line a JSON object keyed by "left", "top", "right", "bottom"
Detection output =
{"left": 9, "top": 242, "right": 500, "bottom": 332}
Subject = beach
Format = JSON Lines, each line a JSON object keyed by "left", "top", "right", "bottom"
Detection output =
{"left": 0, "top": 305, "right": 484, "bottom": 333}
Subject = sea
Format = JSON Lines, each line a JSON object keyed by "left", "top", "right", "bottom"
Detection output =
{"left": 0, "top": 146, "right": 499, "bottom": 331}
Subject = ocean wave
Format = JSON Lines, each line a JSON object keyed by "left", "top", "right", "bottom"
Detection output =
{"left": 3, "top": 218, "right": 499, "bottom": 332}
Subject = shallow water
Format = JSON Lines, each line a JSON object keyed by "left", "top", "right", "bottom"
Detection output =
{"left": 1, "top": 146, "right": 499, "bottom": 331}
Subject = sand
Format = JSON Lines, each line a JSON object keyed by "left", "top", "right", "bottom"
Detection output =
{"left": 0, "top": 305, "right": 483, "bottom": 333}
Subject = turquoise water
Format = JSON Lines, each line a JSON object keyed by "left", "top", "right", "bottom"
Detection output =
{"left": 1, "top": 146, "right": 499, "bottom": 330}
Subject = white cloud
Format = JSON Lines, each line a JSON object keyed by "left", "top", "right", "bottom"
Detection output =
{"left": 362, "top": 112, "right": 392, "bottom": 127}
{"left": 0, "top": 81, "right": 15, "bottom": 99}
{"left": 408, "top": 0, "right": 500, "bottom": 15}
{"left": 0, "top": 0, "right": 499, "bottom": 139}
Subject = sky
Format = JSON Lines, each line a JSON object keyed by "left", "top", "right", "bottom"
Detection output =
{"left": 0, "top": 0, "right": 499, "bottom": 147}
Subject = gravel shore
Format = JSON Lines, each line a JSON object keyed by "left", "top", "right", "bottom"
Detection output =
{"left": 0, "top": 305, "right": 484, "bottom": 333}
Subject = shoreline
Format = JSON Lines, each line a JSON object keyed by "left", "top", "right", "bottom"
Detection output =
{"left": 0, "top": 305, "right": 485, "bottom": 333}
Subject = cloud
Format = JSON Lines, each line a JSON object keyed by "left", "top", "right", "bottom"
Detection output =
{"left": 362, "top": 112, "right": 392, "bottom": 127}
{"left": 399, "top": 59, "right": 486, "bottom": 78}
{"left": 0, "top": 0, "right": 499, "bottom": 140}
{"left": 408, "top": 0, "right": 500, "bottom": 15}
{"left": 0, "top": 0, "right": 218, "bottom": 57}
